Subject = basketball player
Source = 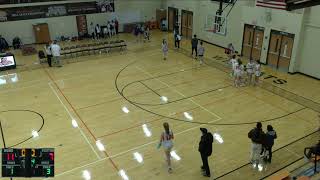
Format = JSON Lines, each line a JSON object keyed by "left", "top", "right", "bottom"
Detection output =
{"left": 162, "top": 39, "right": 168, "bottom": 60}
{"left": 229, "top": 55, "right": 238, "bottom": 76}
{"left": 254, "top": 60, "right": 261, "bottom": 86}
{"left": 191, "top": 35, "right": 198, "bottom": 58}
{"left": 238, "top": 59, "right": 246, "bottom": 86}
{"left": 233, "top": 64, "right": 241, "bottom": 87}
{"left": 158, "top": 122, "right": 174, "bottom": 173}
{"left": 198, "top": 41, "right": 205, "bottom": 65}
{"left": 246, "top": 59, "right": 255, "bottom": 85}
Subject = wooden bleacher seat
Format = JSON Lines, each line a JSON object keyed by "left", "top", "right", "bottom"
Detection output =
{"left": 268, "top": 171, "right": 290, "bottom": 180}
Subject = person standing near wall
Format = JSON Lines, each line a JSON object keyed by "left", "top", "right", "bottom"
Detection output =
{"left": 95, "top": 24, "right": 101, "bottom": 40}
{"left": 50, "top": 40, "right": 62, "bottom": 67}
{"left": 198, "top": 128, "right": 213, "bottom": 177}
{"left": 254, "top": 60, "right": 261, "bottom": 86}
{"left": 174, "top": 33, "right": 181, "bottom": 49}
{"left": 111, "top": 20, "right": 116, "bottom": 36}
{"left": 115, "top": 19, "right": 119, "bottom": 34}
{"left": 246, "top": 59, "right": 255, "bottom": 85}
{"left": 198, "top": 41, "right": 205, "bottom": 65}
{"left": 44, "top": 43, "right": 52, "bottom": 67}
{"left": 191, "top": 34, "right": 198, "bottom": 58}
{"left": 90, "top": 22, "right": 95, "bottom": 40}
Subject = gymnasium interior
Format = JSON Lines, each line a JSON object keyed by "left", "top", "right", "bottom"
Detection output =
{"left": 0, "top": 0, "right": 319, "bottom": 179}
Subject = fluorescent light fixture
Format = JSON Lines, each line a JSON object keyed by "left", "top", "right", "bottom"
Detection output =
{"left": 160, "top": 96, "right": 168, "bottom": 103}
{"left": 213, "top": 133, "right": 224, "bottom": 144}
{"left": 170, "top": 150, "right": 181, "bottom": 161}
{"left": 32, "top": 130, "right": 39, "bottom": 138}
{"left": 122, "top": 106, "right": 130, "bottom": 114}
{"left": 252, "top": 163, "right": 257, "bottom": 169}
{"left": 183, "top": 112, "right": 193, "bottom": 121}
{"left": 82, "top": 170, "right": 91, "bottom": 180}
{"left": 0, "top": 76, "right": 6, "bottom": 85}
{"left": 95, "top": 140, "right": 105, "bottom": 151}
{"left": 258, "top": 164, "right": 263, "bottom": 172}
{"left": 133, "top": 152, "right": 143, "bottom": 163}
{"left": 118, "top": 169, "right": 129, "bottom": 180}
{"left": 142, "top": 124, "right": 152, "bottom": 137}
{"left": 71, "top": 119, "right": 78, "bottom": 128}
{"left": 8, "top": 73, "right": 18, "bottom": 83}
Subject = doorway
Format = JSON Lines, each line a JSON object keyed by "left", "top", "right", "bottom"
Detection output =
{"left": 267, "top": 30, "right": 295, "bottom": 72}
{"left": 241, "top": 24, "right": 265, "bottom": 61}
{"left": 181, "top": 10, "right": 193, "bottom": 39}
{"left": 33, "top": 23, "right": 51, "bottom": 44}
{"left": 168, "top": 7, "right": 178, "bottom": 32}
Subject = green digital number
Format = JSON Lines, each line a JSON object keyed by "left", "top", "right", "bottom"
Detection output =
{"left": 46, "top": 168, "right": 51, "bottom": 175}
{"left": 31, "top": 158, "right": 35, "bottom": 166}
{"left": 10, "top": 168, "right": 13, "bottom": 175}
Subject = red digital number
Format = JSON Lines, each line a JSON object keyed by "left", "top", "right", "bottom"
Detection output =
{"left": 6, "top": 153, "right": 14, "bottom": 161}
{"left": 49, "top": 152, "right": 54, "bottom": 161}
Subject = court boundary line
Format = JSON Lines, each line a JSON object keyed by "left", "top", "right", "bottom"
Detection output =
{"left": 214, "top": 130, "right": 319, "bottom": 179}
{"left": 43, "top": 67, "right": 120, "bottom": 171}
{"left": 49, "top": 117, "right": 223, "bottom": 178}
{"left": 48, "top": 82, "right": 101, "bottom": 160}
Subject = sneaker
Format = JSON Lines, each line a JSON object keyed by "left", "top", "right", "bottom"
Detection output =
{"left": 202, "top": 172, "right": 210, "bottom": 177}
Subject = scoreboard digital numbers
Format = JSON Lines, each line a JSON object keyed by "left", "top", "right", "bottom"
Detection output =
{"left": 2, "top": 148, "right": 54, "bottom": 177}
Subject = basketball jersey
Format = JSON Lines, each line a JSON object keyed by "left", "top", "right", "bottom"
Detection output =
{"left": 247, "top": 62, "right": 254, "bottom": 74}
{"left": 162, "top": 43, "right": 168, "bottom": 52}
{"left": 255, "top": 64, "right": 261, "bottom": 76}
{"left": 161, "top": 131, "right": 173, "bottom": 149}
{"left": 230, "top": 59, "right": 238, "bottom": 70}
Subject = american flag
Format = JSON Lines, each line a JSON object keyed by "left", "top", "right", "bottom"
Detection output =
{"left": 256, "top": 0, "right": 287, "bottom": 10}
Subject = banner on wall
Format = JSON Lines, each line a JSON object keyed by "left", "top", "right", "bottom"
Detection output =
{"left": 76, "top": 15, "right": 88, "bottom": 37}
{"left": 0, "top": 0, "right": 115, "bottom": 22}
{"left": 0, "top": 0, "right": 65, "bottom": 5}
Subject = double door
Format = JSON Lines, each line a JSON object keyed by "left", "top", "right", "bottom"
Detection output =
{"left": 168, "top": 7, "right": 178, "bottom": 32}
{"left": 267, "top": 30, "right": 294, "bottom": 72}
{"left": 241, "top": 24, "right": 264, "bottom": 61}
{"left": 181, "top": 10, "right": 193, "bottom": 39}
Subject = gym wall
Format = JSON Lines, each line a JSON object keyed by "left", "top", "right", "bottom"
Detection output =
{"left": 165, "top": 0, "right": 319, "bottom": 78}
{"left": 296, "top": 6, "right": 320, "bottom": 78}
{"left": 0, "top": 0, "right": 162, "bottom": 45}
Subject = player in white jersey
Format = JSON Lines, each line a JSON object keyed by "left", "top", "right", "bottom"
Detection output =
{"left": 158, "top": 122, "right": 174, "bottom": 173}
{"left": 238, "top": 59, "right": 246, "bottom": 86}
{"left": 254, "top": 60, "right": 261, "bottom": 86}
{"left": 162, "top": 39, "right": 168, "bottom": 60}
{"left": 229, "top": 55, "right": 238, "bottom": 76}
{"left": 233, "top": 63, "right": 241, "bottom": 87}
{"left": 246, "top": 59, "right": 255, "bottom": 85}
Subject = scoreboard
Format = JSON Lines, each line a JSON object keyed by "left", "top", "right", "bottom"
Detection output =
{"left": 2, "top": 148, "right": 54, "bottom": 177}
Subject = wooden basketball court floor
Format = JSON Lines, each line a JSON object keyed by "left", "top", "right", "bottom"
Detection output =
{"left": 0, "top": 31, "right": 319, "bottom": 180}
